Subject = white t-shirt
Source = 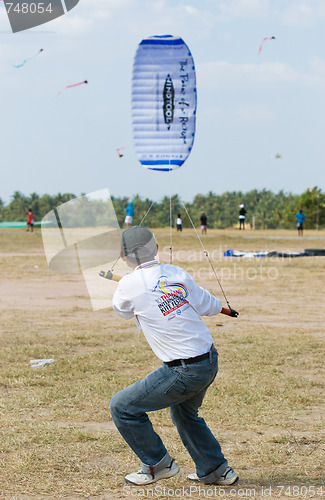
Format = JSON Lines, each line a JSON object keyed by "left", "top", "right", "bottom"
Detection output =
{"left": 113, "top": 260, "right": 222, "bottom": 362}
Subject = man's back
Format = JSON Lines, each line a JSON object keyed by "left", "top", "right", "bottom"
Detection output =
{"left": 113, "top": 260, "right": 221, "bottom": 362}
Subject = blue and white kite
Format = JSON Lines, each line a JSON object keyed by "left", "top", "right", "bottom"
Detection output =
{"left": 132, "top": 35, "right": 197, "bottom": 171}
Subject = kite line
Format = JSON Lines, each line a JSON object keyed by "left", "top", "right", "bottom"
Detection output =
{"left": 181, "top": 202, "right": 233, "bottom": 310}
{"left": 139, "top": 201, "right": 155, "bottom": 227}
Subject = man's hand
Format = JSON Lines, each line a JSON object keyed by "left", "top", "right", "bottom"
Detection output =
{"left": 99, "top": 270, "right": 122, "bottom": 282}
{"left": 221, "top": 307, "right": 239, "bottom": 318}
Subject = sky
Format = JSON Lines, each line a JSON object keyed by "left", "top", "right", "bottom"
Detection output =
{"left": 1, "top": 0, "right": 325, "bottom": 206}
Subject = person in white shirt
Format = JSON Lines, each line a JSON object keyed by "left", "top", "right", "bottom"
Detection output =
{"left": 238, "top": 204, "right": 247, "bottom": 230}
{"left": 111, "top": 226, "right": 238, "bottom": 486}
{"left": 176, "top": 214, "right": 182, "bottom": 232}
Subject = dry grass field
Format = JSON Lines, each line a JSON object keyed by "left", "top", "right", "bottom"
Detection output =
{"left": 0, "top": 228, "right": 324, "bottom": 499}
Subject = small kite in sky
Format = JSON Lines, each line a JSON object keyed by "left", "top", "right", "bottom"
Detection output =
{"left": 274, "top": 153, "right": 282, "bottom": 159}
{"left": 116, "top": 147, "right": 125, "bottom": 158}
{"left": 55, "top": 80, "right": 88, "bottom": 99}
{"left": 14, "top": 48, "right": 44, "bottom": 68}
{"left": 258, "top": 36, "right": 276, "bottom": 55}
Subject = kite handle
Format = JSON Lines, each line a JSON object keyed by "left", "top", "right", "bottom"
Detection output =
{"left": 99, "top": 270, "right": 122, "bottom": 282}
{"left": 221, "top": 307, "right": 239, "bottom": 318}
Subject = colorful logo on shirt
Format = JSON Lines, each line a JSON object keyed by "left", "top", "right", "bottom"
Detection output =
{"left": 153, "top": 276, "right": 188, "bottom": 316}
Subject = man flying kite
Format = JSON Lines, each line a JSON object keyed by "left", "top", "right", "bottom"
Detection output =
{"left": 110, "top": 226, "right": 239, "bottom": 487}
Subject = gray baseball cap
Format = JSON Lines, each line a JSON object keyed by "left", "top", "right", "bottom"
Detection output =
{"left": 121, "top": 226, "right": 157, "bottom": 264}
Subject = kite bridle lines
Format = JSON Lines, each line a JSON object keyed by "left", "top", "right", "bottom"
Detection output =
{"left": 139, "top": 201, "right": 155, "bottom": 227}
{"left": 168, "top": 171, "right": 173, "bottom": 265}
{"left": 181, "top": 201, "right": 232, "bottom": 310}
{"left": 108, "top": 199, "right": 234, "bottom": 310}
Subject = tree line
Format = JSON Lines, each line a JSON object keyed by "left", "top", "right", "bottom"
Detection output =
{"left": 1, "top": 187, "right": 324, "bottom": 230}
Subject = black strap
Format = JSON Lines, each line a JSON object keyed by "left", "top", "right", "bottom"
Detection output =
{"left": 166, "top": 351, "right": 210, "bottom": 367}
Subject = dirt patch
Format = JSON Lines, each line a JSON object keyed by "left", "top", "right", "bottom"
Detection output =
{"left": 54, "top": 420, "right": 117, "bottom": 433}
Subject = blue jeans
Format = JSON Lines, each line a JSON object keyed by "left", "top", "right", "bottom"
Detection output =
{"left": 110, "top": 346, "right": 228, "bottom": 478}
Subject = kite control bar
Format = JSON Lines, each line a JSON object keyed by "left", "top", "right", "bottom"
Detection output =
{"left": 99, "top": 270, "right": 239, "bottom": 318}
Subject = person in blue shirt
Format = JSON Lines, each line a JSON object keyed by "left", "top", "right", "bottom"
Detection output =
{"left": 295, "top": 210, "right": 306, "bottom": 236}
{"left": 124, "top": 201, "right": 134, "bottom": 227}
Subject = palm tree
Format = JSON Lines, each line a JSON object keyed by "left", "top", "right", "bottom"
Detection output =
{"left": 10, "top": 191, "right": 28, "bottom": 220}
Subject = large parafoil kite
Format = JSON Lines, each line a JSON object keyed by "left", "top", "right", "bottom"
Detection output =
{"left": 132, "top": 35, "right": 197, "bottom": 171}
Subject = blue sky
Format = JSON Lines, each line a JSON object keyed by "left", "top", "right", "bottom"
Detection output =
{"left": 1, "top": 0, "right": 325, "bottom": 205}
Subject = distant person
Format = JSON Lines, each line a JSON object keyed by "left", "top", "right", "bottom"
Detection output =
{"left": 124, "top": 201, "right": 134, "bottom": 228}
{"left": 26, "top": 208, "right": 34, "bottom": 233}
{"left": 176, "top": 214, "right": 182, "bottom": 232}
{"left": 295, "top": 210, "right": 305, "bottom": 236}
{"left": 200, "top": 211, "right": 207, "bottom": 235}
{"left": 238, "top": 204, "right": 247, "bottom": 230}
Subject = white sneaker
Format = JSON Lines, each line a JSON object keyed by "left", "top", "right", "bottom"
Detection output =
{"left": 188, "top": 466, "right": 238, "bottom": 485}
{"left": 125, "top": 460, "right": 180, "bottom": 485}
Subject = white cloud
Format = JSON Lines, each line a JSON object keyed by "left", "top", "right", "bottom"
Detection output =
{"left": 183, "top": 5, "right": 200, "bottom": 16}
{"left": 204, "top": 105, "right": 276, "bottom": 124}
{"left": 50, "top": 0, "right": 133, "bottom": 35}
{"left": 235, "top": 105, "right": 276, "bottom": 123}
{"left": 0, "top": 5, "right": 11, "bottom": 30}
{"left": 303, "top": 57, "right": 325, "bottom": 90}
{"left": 197, "top": 61, "right": 299, "bottom": 91}
{"left": 47, "top": 0, "right": 216, "bottom": 39}
{"left": 280, "top": 1, "right": 325, "bottom": 27}
{"left": 0, "top": 42, "right": 15, "bottom": 61}
{"left": 219, "top": 0, "right": 270, "bottom": 19}
{"left": 51, "top": 15, "right": 93, "bottom": 35}
{"left": 216, "top": 0, "right": 325, "bottom": 27}
{"left": 310, "top": 57, "right": 325, "bottom": 75}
